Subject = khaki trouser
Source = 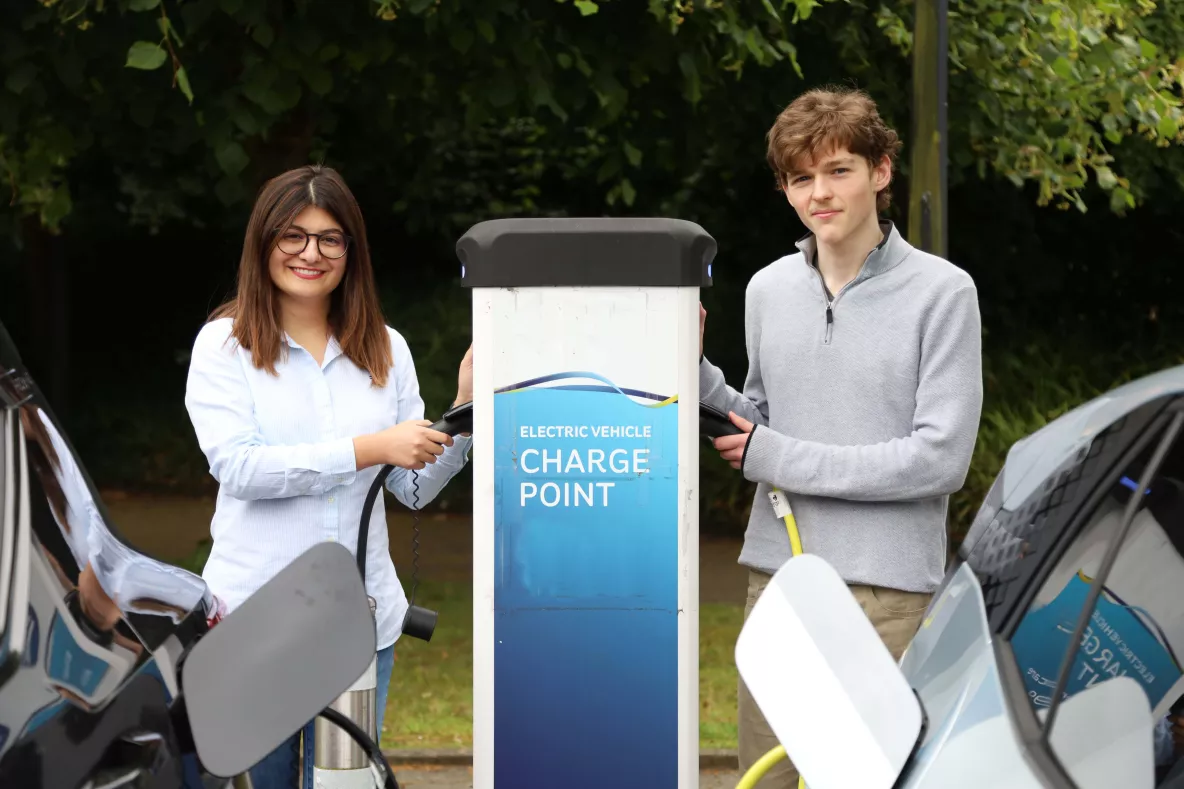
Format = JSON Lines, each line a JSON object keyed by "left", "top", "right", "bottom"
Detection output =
{"left": 737, "top": 569, "right": 932, "bottom": 787}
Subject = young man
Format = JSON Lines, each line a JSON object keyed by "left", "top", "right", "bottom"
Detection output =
{"left": 700, "top": 86, "right": 984, "bottom": 785}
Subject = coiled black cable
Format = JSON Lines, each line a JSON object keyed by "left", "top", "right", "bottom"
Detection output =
{"left": 355, "top": 465, "right": 424, "bottom": 607}
{"left": 408, "top": 470, "right": 423, "bottom": 610}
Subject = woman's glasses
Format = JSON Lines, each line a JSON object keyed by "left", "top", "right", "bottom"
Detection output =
{"left": 276, "top": 229, "right": 351, "bottom": 259}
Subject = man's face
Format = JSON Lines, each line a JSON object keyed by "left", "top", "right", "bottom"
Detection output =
{"left": 782, "top": 147, "right": 891, "bottom": 246}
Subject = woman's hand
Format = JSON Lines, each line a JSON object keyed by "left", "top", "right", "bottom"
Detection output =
{"left": 699, "top": 303, "right": 706, "bottom": 359}
{"left": 455, "top": 344, "right": 473, "bottom": 408}
{"left": 453, "top": 344, "right": 474, "bottom": 437}
{"left": 355, "top": 420, "right": 453, "bottom": 471}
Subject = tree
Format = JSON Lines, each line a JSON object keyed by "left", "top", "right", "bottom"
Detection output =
{"left": 879, "top": 0, "right": 1184, "bottom": 213}
{"left": 3, "top": 0, "right": 1183, "bottom": 242}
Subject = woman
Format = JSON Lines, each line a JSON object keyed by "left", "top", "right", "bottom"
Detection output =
{"left": 183, "top": 165, "right": 472, "bottom": 788}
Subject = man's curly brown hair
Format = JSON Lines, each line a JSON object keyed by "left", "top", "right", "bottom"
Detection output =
{"left": 765, "top": 86, "right": 903, "bottom": 212}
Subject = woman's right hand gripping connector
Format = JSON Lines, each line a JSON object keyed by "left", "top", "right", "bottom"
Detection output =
{"left": 378, "top": 420, "right": 454, "bottom": 470}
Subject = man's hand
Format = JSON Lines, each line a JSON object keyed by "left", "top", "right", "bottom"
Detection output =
{"left": 712, "top": 412, "right": 754, "bottom": 469}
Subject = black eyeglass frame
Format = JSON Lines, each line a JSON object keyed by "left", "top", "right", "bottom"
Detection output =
{"left": 274, "top": 229, "right": 353, "bottom": 260}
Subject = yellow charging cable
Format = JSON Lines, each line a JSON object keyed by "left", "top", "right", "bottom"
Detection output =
{"left": 780, "top": 493, "right": 803, "bottom": 557}
{"left": 736, "top": 744, "right": 788, "bottom": 789}
{"left": 735, "top": 487, "right": 807, "bottom": 789}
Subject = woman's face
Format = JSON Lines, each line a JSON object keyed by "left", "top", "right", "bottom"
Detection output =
{"left": 268, "top": 205, "right": 349, "bottom": 306}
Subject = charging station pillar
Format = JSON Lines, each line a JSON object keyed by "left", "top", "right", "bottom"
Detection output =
{"left": 459, "top": 218, "right": 716, "bottom": 789}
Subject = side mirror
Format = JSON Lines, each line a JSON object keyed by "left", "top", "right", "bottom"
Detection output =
{"left": 180, "top": 542, "right": 376, "bottom": 778}
{"left": 735, "top": 554, "right": 923, "bottom": 789}
{"left": 1043, "top": 675, "right": 1155, "bottom": 789}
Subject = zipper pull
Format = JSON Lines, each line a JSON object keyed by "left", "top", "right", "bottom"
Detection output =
{"left": 825, "top": 305, "right": 833, "bottom": 344}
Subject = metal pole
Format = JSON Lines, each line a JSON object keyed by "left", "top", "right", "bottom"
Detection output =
{"left": 313, "top": 596, "right": 379, "bottom": 788}
{"left": 907, "top": 0, "right": 949, "bottom": 258}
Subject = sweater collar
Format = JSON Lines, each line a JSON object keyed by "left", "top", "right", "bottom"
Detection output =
{"left": 794, "top": 220, "right": 911, "bottom": 283}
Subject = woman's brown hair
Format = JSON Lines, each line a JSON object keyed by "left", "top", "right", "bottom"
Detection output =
{"left": 210, "top": 165, "right": 393, "bottom": 386}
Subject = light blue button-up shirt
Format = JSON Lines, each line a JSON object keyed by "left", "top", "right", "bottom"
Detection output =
{"left": 184, "top": 317, "right": 471, "bottom": 648}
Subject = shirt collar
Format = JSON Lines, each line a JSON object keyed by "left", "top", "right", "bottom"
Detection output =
{"left": 324, "top": 335, "right": 343, "bottom": 366}
{"left": 794, "top": 220, "right": 910, "bottom": 282}
{"left": 283, "top": 332, "right": 344, "bottom": 367}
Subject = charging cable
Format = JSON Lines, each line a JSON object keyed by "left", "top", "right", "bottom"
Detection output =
{"left": 768, "top": 489, "right": 803, "bottom": 557}
{"left": 317, "top": 707, "right": 399, "bottom": 789}
{"left": 736, "top": 486, "right": 806, "bottom": 789}
{"left": 407, "top": 470, "right": 425, "bottom": 625}
{"left": 356, "top": 463, "right": 438, "bottom": 641}
{"left": 736, "top": 744, "right": 788, "bottom": 789}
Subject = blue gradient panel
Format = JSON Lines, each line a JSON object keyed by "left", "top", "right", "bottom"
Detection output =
{"left": 494, "top": 386, "right": 678, "bottom": 788}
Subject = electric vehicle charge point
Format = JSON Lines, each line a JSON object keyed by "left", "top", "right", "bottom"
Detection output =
{"left": 459, "top": 218, "right": 716, "bottom": 789}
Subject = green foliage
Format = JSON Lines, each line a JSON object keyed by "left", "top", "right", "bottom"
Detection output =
{"left": 125, "top": 41, "right": 167, "bottom": 71}
{"left": 948, "top": 339, "right": 1184, "bottom": 540}
{"left": 4, "top": 0, "right": 1184, "bottom": 237}
{"left": 2, "top": 0, "right": 806, "bottom": 234}
{"left": 944, "top": 0, "right": 1184, "bottom": 213}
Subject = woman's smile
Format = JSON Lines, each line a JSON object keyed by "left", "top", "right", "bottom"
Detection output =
{"left": 288, "top": 266, "right": 327, "bottom": 280}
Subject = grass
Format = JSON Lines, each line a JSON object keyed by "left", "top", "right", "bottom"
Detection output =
{"left": 383, "top": 581, "right": 475, "bottom": 750}
{"left": 699, "top": 603, "right": 743, "bottom": 750}
{"left": 381, "top": 581, "right": 743, "bottom": 751}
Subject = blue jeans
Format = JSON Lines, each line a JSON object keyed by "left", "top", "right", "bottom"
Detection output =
{"left": 247, "top": 644, "right": 395, "bottom": 789}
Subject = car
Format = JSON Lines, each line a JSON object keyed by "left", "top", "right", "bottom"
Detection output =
{"left": 0, "top": 317, "right": 383, "bottom": 788}
{"left": 738, "top": 361, "right": 1184, "bottom": 788}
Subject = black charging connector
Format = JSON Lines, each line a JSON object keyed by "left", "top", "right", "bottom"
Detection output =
{"left": 699, "top": 401, "right": 745, "bottom": 439}
{"left": 355, "top": 401, "right": 473, "bottom": 642}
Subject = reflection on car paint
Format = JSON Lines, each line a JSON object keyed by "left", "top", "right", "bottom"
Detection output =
{"left": 1013, "top": 571, "right": 1182, "bottom": 711}
{"left": 1, "top": 322, "right": 217, "bottom": 785}
{"left": 47, "top": 608, "right": 116, "bottom": 698}
{"left": 22, "top": 605, "right": 36, "bottom": 667}
{"left": 17, "top": 697, "right": 66, "bottom": 740}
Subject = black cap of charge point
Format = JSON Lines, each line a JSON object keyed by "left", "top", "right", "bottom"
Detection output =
{"left": 455, "top": 217, "right": 716, "bottom": 288}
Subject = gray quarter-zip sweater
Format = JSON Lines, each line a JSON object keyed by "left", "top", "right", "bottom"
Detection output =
{"left": 701, "top": 221, "right": 983, "bottom": 593}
